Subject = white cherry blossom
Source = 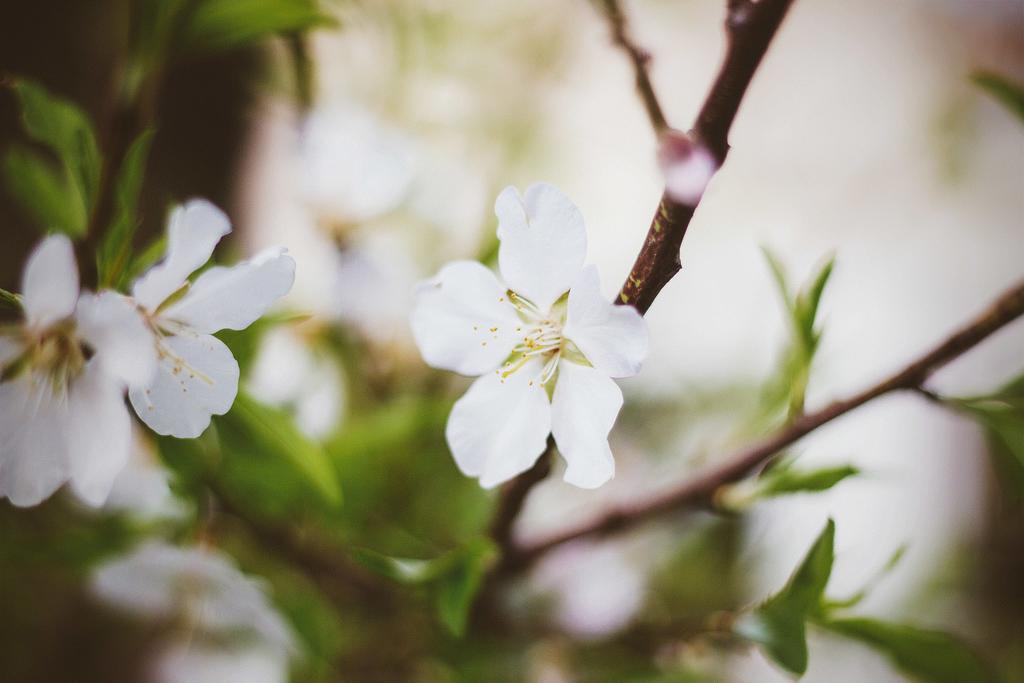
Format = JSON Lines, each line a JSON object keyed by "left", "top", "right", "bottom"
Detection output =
{"left": 411, "top": 183, "right": 648, "bottom": 489}
{"left": 0, "top": 236, "right": 155, "bottom": 507}
{"left": 127, "top": 199, "right": 295, "bottom": 438}
{"left": 92, "top": 541, "right": 295, "bottom": 660}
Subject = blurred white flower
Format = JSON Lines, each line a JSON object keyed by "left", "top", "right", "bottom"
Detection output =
{"left": 299, "top": 105, "right": 416, "bottom": 225}
{"left": 331, "top": 231, "right": 420, "bottom": 343}
{"left": 0, "top": 236, "right": 155, "bottom": 507}
{"left": 127, "top": 200, "right": 295, "bottom": 438}
{"left": 102, "top": 427, "right": 187, "bottom": 520}
{"left": 533, "top": 540, "right": 646, "bottom": 640}
{"left": 411, "top": 183, "right": 648, "bottom": 489}
{"left": 92, "top": 541, "right": 295, "bottom": 653}
{"left": 248, "top": 327, "right": 345, "bottom": 439}
{"left": 154, "top": 639, "right": 290, "bottom": 683}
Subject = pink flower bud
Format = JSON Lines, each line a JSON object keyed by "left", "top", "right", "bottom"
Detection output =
{"left": 658, "top": 131, "right": 718, "bottom": 205}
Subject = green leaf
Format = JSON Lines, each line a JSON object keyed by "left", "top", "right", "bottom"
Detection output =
{"left": 354, "top": 539, "right": 497, "bottom": 638}
{"left": 213, "top": 390, "right": 342, "bottom": 509}
{"left": 759, "top": 464, "right": 858, "bottom": 497}
{"left": 719, "top": 465, "right": 859, "bottom": 511}
{"left": 760, "top": 249, "right": 835, "bottom": 421}
{"left": 176, "top": 0, "right": 335, "bottom": 56}
{"left": 0, "top": 288, "right": 22, "bottom": 312}
{"left": 125, "top": 233, "right": 168, "bottom": 284}
{"left": 435, "top": 539, "right": 497, "bottom": 638}
{"left": 825, "top": 544, "right": 907, "bottom": 610}
{"left": 351, "top": 548, "right": 440, "bottom": 584}
{"left": 97, "top": 130, "right": 155, "bottom": 288}
{"left": 972, "top": 71, "right": 1024, "bottom": 123}
{"left": 735, "top": 519, "right": 835, "bottom": 675}
{"left": 819, "top": 617, "right": 997, "bottom": 683}
{"left": 7, "top": 80, "right": 102, "bottom": 235}
{"left": 3, "top": 146, "right": 88, "bottom": 236}
{"left": 794, "top": 256, "right": 835, "bottom": 350}
{"left": 952, "top": 373, "right": 1024, "bottom": 505}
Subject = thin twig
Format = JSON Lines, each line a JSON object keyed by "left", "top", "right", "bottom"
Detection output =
{"left": 495, "top": 280, "right": 1024, "bottom": 572}
{"left": 618, "top": 0, "right": 795, "bottom": 314}
{"left": 488, "top": 441, "right": 554, "bottom": 550}
{"left": 599, "top": 0, "right": 669, "bottom": 134}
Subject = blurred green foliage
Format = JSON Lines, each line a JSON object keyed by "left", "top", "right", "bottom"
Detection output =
{"left": 973, "top": 71, "right": 1024, "bottom": 123}
{"left": 761, "top": 248, "right": 835, "bottom": 422}
{"left": 735, "top": 519, "right": 835, "bottom": 675}
{"left": 3, "top": 80, "right": 101, "bottom": 236}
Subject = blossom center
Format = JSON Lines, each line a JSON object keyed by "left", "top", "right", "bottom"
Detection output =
{"left": 498, "top": 290, "right": 568, "bottom": 386}
{"left": 2, "top": 320, "right": 86, "bottom": 388}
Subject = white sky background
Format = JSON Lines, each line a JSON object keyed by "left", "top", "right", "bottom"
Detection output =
{"left": 238, "top": 1, "right": 1024, "bottom": 680}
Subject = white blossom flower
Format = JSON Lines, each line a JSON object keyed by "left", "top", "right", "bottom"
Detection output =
{"left": 91, "top": 541, "right": 295, "bottom": 654}
{"left": 299, "top": 105, "right": 416, "bottom": 225}
{"left": 248, "top": 327, "right": 345, "bottom": 439}
{"left": 411, "top": 183, "right": 648, "bottom": 489}
{"left": 127, "top": 199, "right": 295, "bottom": 438}
{"left": 0, "top": 236, "right": 155, "bottom": 507}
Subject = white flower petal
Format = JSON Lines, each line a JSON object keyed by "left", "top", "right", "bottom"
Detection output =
{"left": 496, "top": 183, "right": 587, "bottom": 312}
{"left": 162, "top": 247, "right": 296, "bottom": 334}
{"left": 445, "top": 358, "right": 551, "bottom": 488}
{"left": 92, "top": 541, "right": 295, "bottom": 655}
{"left": 66, "top": 361, "right": 133, "bottom": 507}
{"left": 563, "top": 265, "right": 649, "bottom": 378}
{"left": 21, "top": 234, "right": 79, "bottom": 329}
{"left": 76, "top": 291, "right": 157, "bottom": 386}
{"left": 411, "top": 260, "right": 522, "bottom": 376}
{"left": 0, "top": 373, "right": 70, "bottom": 506}
{"left": 551, "top": 361, "right": 622, "bottom": 489}
{"left": 129, "top": 331, "right": 239, "bottom": 438}
{"left": 155, "top": 640, "right": 290, "bottom": 683}
{"left": 132, "top": 199, "right": 231, "bottom": 312}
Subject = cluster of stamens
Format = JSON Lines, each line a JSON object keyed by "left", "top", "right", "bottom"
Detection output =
{"left": 1, "top": 320, "right": 87, "bottom": 391}
{"left": 486, "top": 290, "right": 566, "bottom": 387}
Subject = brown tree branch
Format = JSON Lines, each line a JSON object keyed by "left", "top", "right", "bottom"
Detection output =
{"left": 599, "top": 0, "right": 669, "bottom": 134}
{"left": 618, "top": 0, "right": 795, "bottom": 314}
{"left": 488, "top": 440, "right": 554, "bottom": 550}
{"left": 495, "top": 280, "right": 1024, "bottom": 572}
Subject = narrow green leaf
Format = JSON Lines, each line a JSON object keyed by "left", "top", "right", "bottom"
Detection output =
{"left": 761, "top": 246, "right": 794, "bottom": 316}
{"left": 435, "top": 539, "right": 497, "bottom": 638}
{"left": 795, "top": 256, "right": 835, "bottom": 349}
{"left": 9, "top": 80, "right": 102, "bottom": 233}
{"left": 760, "top": 250, "right": 835, "bottom": 421}
{"left": 351, "top": 539, "right": 497, "bottom": 638}
{"left": 0, "top": 288, "right": 22, "bottom": 311}
{"left": 214, "top": 390, "right": 342, "bottom": 508}
{"left": 125, "top": 234, "right": 168, "bottom": 284}
{"left": 972, "top": 71, "right": 1024, "bottom": 123}
{"left": 3, "top": 146, "right": 88, "bottom": 235}
{"left": 98, "top": 129, "right": 155, "bottom": 288}
{"left": 735, "top": 519, "right": 835, "bottom": 674}
{"left": 952, "top": 373, "right": 1024, "bottom": 505}
{"left": 719, "top": 466, "right": 858, "bottom": 511}
{"left": 176, "top": 0, "right": 335, "bottom": 56}
{"left": 351, "top": 548, "right": 441, "bottom": 584}
{"left": 760, "top": 464, "right": 858, "bottom": 497}
{"left": 825, "top": 544, "right": 907, "bottom": 610}
{"left": 819, "top": 617, "right": 997, "bottom": 683}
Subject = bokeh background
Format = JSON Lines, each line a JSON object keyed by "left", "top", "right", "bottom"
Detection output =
{"left": 1, "top": 0, "right": 1023, "bottom": 681}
